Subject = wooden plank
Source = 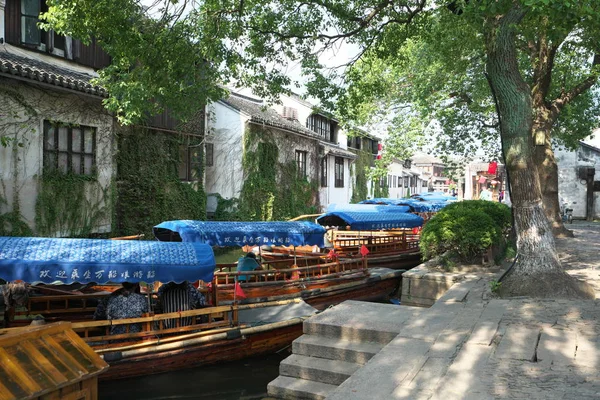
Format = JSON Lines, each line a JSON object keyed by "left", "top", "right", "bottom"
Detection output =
{"left": 19, "top": 340, "right": 68, "bottom": 386}
{"left": 41, "top": 335, "right": 88, "bottom": 376}
{"left": 62, "top": 330, "right": 108, "bottom": 371}
{"left": 72, "top": 305, "right": 237, "bottom": 330}
{"left": 84, "top": 320, "right": 233, "bottom": 344}
{"left": 0, "top": 347, "right": 42, "bottom": 395}
{"left": 0, "top": 379, "right": 17, "bottom": 400}
{"left": 0, "top": 322, "right": 71, "bottom": 347}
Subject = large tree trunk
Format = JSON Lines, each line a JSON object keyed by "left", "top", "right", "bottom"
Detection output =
{"left": 484, "top": 5, "right": 592, "bottom": 298}
{"left": 532, "top": 123, "right": 573, "bottom": 237}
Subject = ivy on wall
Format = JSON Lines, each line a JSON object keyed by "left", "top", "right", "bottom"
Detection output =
{"left": 233, "top": 125, "right": 319, "bottom": 221}
{"left": 373, "top": 178, "right": 389, "bottom": 198}
{"left": 115, "top": 126, "right": 206, "bottom": 237}
{"left": 35, "top": 171, "right": 111, "bottom": 237}
{"left": 350, "top": 149, "right": 373, "bottom": 203}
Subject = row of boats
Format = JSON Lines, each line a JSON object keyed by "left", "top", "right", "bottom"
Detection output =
{"left": 0, "top": 194, "right": 455, "bottom": 381}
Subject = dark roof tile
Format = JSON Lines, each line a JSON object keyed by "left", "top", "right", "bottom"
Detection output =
{"left": 0, "top": 50, "right": 107, "bottom": 97}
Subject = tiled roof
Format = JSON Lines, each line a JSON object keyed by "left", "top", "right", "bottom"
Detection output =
{"left": 325, "top": 145, "right": 357, "bottom": 160}
{"left": 411, "top": 153, "right": 444, "bottom": 165}
{"left": 0, "top": 50, "right": 107, "bottom": 97}
{"left": 222, "top": 93, "right": 321, "bottom": 139}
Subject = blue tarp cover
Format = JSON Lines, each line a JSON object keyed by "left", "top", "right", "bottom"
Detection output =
{"left": 359, "top": 198, "right": 451, "bottom": 212}
{"left": 0, "top": 237, "right": 216, "bottom": 284}
{"left": 154, "top": 220, "right": 326, "bottom": 247}
{"left": 316, "top": 211, "right": 424, "bottom": 230}
{"left": 326, "top": 204, "right": 411, "bottom": 213}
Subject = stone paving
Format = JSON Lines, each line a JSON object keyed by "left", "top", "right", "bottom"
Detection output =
{"left": 325, "top": 222, "right": 600, "bottom": 400}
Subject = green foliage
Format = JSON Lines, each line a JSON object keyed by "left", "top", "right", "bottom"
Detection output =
{"left": 442, "top": 200, "right": 512, "bottom": 233}
{"left": 0, "top": 192, "right": 32, "bottom": 236}
{"left": 350, "top": 150, "right": 372, "bottom": 203}
{"left": 213, "top": 194, "right": 241, "bottom": 221}
{"left": 115, "top": 127, "right": 206, "bottom": 237}
{"left": 237, "top": 125, "right": 318, "bottom": 221}
{"left": 420, "top": 201, "right": 509, "bottom": 262}
{"left": 35, "top": 171, "right": 110, "bottom": 237}
{"left": 489, "top": 280, "right": 502, "bottom": 293}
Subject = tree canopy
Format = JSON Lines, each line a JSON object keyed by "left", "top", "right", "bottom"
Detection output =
{"left": 42, "top": 0, "right": 600, "bottom": 296}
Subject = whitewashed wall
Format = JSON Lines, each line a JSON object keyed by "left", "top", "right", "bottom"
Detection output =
{"left": 555, "top": 144, "right": 600, "bottom": 219}
{"left": 0, "top": 77, "right": 114, "bottom": 235}
{"left": 204, "top": 101, "right": 246, "bottom": 208}
{"left": 319, "top": 154, "right": 353, "bottom": 209}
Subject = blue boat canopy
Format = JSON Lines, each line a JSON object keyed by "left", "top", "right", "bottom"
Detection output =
{"left": 326, "top": 204, "right": 411, "bottom": 213}
{"left": 316, "top": 211, "right": 424, "bottom": 230}
{"left": 359, "top": 198, "right": 451, "bottom": 212}
{"left": 154, "top": 220, "right": 326, "bottom": 247}
{"left": 0, "top": 237, "right": 216, "bottom": 285}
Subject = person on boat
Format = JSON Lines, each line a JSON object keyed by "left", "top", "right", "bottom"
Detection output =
{"left": 236, "top": 252, "right": 262, "bottom": 282}
{"left": 158, "top": 281, "right": 206, "bottom": 328}
{"left": 101, "top": 282, "right": 148, "bottom": 335}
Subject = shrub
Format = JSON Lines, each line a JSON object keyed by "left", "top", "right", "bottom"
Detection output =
{"left": 442, "top": 200, "right": 512, "bottom": 232}
{"left": 420, "top": 201, "right": 510, "bottom": 261}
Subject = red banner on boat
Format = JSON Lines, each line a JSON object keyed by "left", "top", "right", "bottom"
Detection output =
{"left": 234, "top": 282, "right": 246, "bottom": 299}
{"left": 360, "top": 245, "right": 370, "bottom": 257}
{"left": 487, "top": 162, "right": 498, "bottom": 174}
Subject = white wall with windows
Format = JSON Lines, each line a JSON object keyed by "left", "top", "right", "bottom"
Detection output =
{"left": 0, "top": 76, "right": 114, "bottom": 235}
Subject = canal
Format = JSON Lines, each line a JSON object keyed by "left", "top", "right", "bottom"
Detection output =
{"left": 99, "top": 352, "right": 285, "bottom": 399}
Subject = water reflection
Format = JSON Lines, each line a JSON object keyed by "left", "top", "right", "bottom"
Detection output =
{"left": 99, "top": 353, "right": 285, "bottom": 400}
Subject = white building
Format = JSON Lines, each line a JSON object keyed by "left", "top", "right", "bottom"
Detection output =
{"left": 555, "top": 142, "right": 600, "bottom": 220}
{"left": 385, "top": 159, "right": 427, "bottom": 198}
{"left": 204, "top": 90, "right": 356, "bottom": 215}
{"left": 0, "top": 14, "right": 115, "bottom": 237}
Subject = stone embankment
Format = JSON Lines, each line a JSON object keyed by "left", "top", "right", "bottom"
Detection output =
{"left": 268, "top": 221, "right": 600, "bottom": 399}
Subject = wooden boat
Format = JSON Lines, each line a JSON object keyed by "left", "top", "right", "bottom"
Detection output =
{"left": 257, "top": 208, "right": 424, "bottom": 270}
{"left": 0, "top": 236, "right": 316, "bottom": 380}
{"left": 153, "top": 220, "right": 406, "bottom": 308}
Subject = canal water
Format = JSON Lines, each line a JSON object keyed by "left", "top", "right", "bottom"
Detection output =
{"left": 99, "top": 352, "right": 285, "bottom": 399}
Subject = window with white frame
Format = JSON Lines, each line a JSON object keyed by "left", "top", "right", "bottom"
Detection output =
{"left": 21, "top": 0, "right": 66, "bottom": 56}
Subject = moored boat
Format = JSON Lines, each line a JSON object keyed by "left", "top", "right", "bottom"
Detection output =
{"left": 153, "top": 220, "right": 406, "bottom": 308}
{"left": 0, "top": 236, "right": 316, "bottom": 380}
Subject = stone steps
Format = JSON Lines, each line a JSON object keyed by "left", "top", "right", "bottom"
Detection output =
{"left": 268, "top": 301, "right": 405, "bottom": 399}
{"left": 292, "top": 334, "right": 383, "bottom": 365}
{"left": 267, "top": 376, "right": 337, "bottom": 400}
{"left": 280, "top": 354, "right": 361, "bottom": 385}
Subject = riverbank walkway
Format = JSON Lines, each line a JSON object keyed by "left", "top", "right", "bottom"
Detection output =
{"left": 268, "top": 221, "right": 600, "bottom": 399}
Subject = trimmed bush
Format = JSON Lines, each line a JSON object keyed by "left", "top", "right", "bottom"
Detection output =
{"left": 420, "top": 200, "right": 511, "bottom": 262}
{"left": 442, "top": 200, "right": 512, "bottom": 232}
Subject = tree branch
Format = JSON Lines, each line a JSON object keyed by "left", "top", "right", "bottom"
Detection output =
{"left": 550, "top": 53, "right": 600, "bottom": 117}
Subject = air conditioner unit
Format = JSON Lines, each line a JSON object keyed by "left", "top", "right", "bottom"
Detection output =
{"left": 282, "top": 106, "right": 298, "bottom": 120}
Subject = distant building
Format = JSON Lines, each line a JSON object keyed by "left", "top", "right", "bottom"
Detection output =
{"left": 204, "top": 90, "right": 356, "bottom": 216}
{"left": 411, "top": 153, "right": 450, "bottom": 193}
{"left": 555, "top": 142, "right": 600, "bottom": 220}
{"left": 463, "top": 162, "right": 506, "bottom": 202}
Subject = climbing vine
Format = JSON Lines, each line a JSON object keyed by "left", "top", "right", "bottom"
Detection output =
{"left": 236, "top": 125, "right": 319, "bottom": 221}
{"left": 350, "top": 149, "right": 373, "bottom": 203}
{"left": 0, "top": 85, "right": 37, "bottom": 236}
{"left": 35, "top": 171, "right": 111, "bottom": 237}
{"left": 114, "top": 126, "right": 206, "bottom": 238}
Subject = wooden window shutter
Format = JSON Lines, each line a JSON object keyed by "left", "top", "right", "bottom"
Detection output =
{"left": 5, "top": 0, "right": 22, "bottom": 45}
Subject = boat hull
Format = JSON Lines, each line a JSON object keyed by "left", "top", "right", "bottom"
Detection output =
{"left": 99, "top": 322, "right": 302, "bottom": 380}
